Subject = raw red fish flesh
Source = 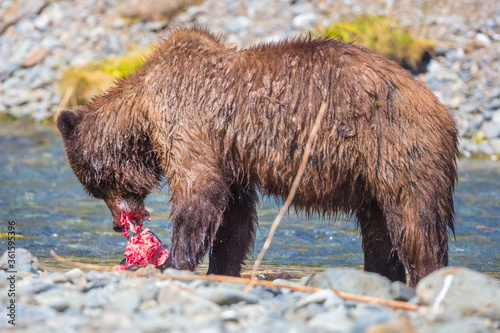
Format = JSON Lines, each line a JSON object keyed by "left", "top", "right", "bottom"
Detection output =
{"left": 113, "top": 209, "right": 169, "bottom": 270}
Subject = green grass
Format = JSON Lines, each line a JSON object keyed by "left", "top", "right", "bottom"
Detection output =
{"left": 58, "top": 47, "right": 152, "bottom": 108}
{"left": 317, "top": 14, "right": 433, "bottom": 71}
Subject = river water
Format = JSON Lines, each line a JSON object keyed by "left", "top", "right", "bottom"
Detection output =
{"left": 0, "top": 123, "right": 498, "bottom": 278}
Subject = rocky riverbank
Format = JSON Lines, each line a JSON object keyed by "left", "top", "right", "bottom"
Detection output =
{"left": 1, "top": 0, "right": 500, "bottom": 156}
{"left": 0, "top": 249, "right": 499, "bottom": 332}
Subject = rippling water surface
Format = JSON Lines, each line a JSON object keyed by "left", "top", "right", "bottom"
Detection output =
{"left": 1, "top": 123, "right": 498, "bottom": 278}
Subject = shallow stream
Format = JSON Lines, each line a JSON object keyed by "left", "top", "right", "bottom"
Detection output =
{"left": 0, "top": 123, "right": 498, "bottom": 279}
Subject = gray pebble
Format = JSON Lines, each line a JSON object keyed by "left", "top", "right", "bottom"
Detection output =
{"left": 295, "top": 289, "right": 342, "bottom": 308}
{"left": 482, "top": 121, "right": 500, "bottom": 139}
{"left": 17, "top": 278, "right": 55, "bottom": 296}
{"left": 487, "top": 98, "right": 500, "bottom": 111}
{"left": 157, "top": 283, "right": 221, "bottom": 315}
{"left": 84, "top": 278, "right": 109, "bottom": 291}
{"left": 389, "top": 281, "right": 416, "bottom": 301}
{"left": 308, "top": 305, "right": 354, "bottom": 331}
{"left": 224, "top": 16, "right": 252, "bottom": 33}
{"left": 446, "top": 48, "right": 465, "bottom": 62}
{"left": 85, "top": 287, "right": 112, "bottom": 308}
{"left": 34, "top": 288, "right": 70, "bottom": 312}
{"left": 459, "top": 103, "right": 479, "bottom": 114}
{"left": 16, "top": 264, "right": 39, "bottom": 275}
{"left": 0, "top": 63, "right": 20, "bottom": 81}
{"left": 47, "top": 272, "right": 70, "bottom": 283}
{"left": 196, "top": 285, "right": 259, "bottom": 305}
{"left": 475, "top": 33, "right": 491, "bottom": 47}
{"left": 107, "top": 289, "right": 141, "bottom": 312}
{"left": 15, "top": 304, "right": 59, "bottom": 327}
{"left": 292, "top": 13, "right": 318, "bottom": 30}
{"left": 84, "top": 270, "right": 110, "bottom": 281}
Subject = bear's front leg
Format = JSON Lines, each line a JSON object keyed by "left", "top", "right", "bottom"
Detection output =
{"left": 162, "top": 168, "right": 230, "bottom": 272}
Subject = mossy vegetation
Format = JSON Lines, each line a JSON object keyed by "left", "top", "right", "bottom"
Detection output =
{"left": 58, "top": 47, "right": 152, "bottom": 108}
{"left": 0, "top": 112, "right": 18, "bottom": 122}
{"left": 472, "top": 130, "right": 487, "bottom": 144}
{"left": 316, "top": 14, "right": 433, "bottom": 71}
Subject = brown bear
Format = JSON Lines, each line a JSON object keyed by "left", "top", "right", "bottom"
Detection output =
{"left": 57, "top": 26, "right": 458, "bottom": 287}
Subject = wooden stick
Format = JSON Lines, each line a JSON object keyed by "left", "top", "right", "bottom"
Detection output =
{"left": 248, "top": 101, "right": 328, "bottom": 285}
{"left": 50, "top": 250, "right": 419, "bottom": 311}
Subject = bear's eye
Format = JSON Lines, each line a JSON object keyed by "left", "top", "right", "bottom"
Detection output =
{"left": 90, "top": 188, "right": 105, "bottom": 199}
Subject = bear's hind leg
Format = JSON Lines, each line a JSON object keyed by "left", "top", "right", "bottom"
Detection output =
{"left": 357, "top": 200, "right": 406, "bottom": 283}
{"left": 207, "top": 184, "right": 258, "bottom": 276}
{"left": 383, "top": 194, "right": 451, "bottom": 287}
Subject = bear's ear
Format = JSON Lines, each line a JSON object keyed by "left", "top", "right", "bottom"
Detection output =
{"left": 57, "top": 107, "right": 83, "bottom": 138}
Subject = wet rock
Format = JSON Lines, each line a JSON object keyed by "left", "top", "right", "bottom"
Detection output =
{"left": 47, "top": 272, "right": 70, "bottom": 284}
{"left": 57, "top": 290, "right": 84, "bottom": 310}
{"left": 108, "top": 289, "right": 141, "bottom": 312}
{"left": 0, "top": 248, "right": 42, "bottom": 270}
{"left": 306, "top": 268, "right": 393, "bottom": 299}
{"left": 416, "top": 266, "right": 500, "bottom": 320}
{"left": 349, "top": 303, "right": 398, "bottom": 331}
{"left": 66, "top": 268, "right": 87, "bottom": 286}
{"left": 16, "top": 264, "right": 39, "bottom": 275}
{"left": 196, "top": 284, "right": 259, "bottom": 305}
{"left": 84, "top": 270, "right": 113, "bottom": 281}
{"left": 136, "top": 280, "right": 158, "bottom": 301}
{"left": 295, "top": 288, "right": 342, "bottom": 308}
{"left": 84, "top": 278, "right": 110, "bottom": 291}
{"left": 308, "top": 305, "right": 355, "bottom": 331}
{"left": 15, "top": 303, "right": 59, "bottom": 327}
{"left": 34, "top": 288, "right": 70, "bottom": 312}
{"left": 157, "top": 283, "right": 221, "bottom": 315}
{"left": 389, "top": 281, "right": 416, "bottom": 301}
{"left": 85, "top": 286, "right": 113, "bottom": 308}
{"left": 17, "top": 277, "right": 55, "bottom": 296}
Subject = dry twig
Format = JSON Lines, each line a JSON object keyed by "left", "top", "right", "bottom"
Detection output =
{"left": 50, "top": 250, "right": 419, "bottom": 311}
{"left": 247, "top": 101, "right": 328, "bottom": 285}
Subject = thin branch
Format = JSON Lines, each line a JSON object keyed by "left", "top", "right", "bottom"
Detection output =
{"left": 50, "top": 250, "right": 419, "bottom": 311}
{"left": 248, "top": 101, "right": 328, "bottom": 285}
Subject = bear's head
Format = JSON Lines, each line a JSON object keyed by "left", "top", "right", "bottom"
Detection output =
{"left": 57, "top": 106, "right": 159, "bottom": 232}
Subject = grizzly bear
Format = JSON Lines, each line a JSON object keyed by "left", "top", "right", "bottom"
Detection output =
{"left": 57, "top": 26, "right": 458, "bottom": 287}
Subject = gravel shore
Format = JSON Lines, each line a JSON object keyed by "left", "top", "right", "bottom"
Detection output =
{"left": 1, "top": 249, "right": 499, "bottom": 332}
{"left": 1, "top": 0, "right": 500, "bottom": 155}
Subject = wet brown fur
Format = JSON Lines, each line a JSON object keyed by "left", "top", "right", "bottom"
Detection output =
{"left": 58, "top": 26, "right": 458, "bottom": 286}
